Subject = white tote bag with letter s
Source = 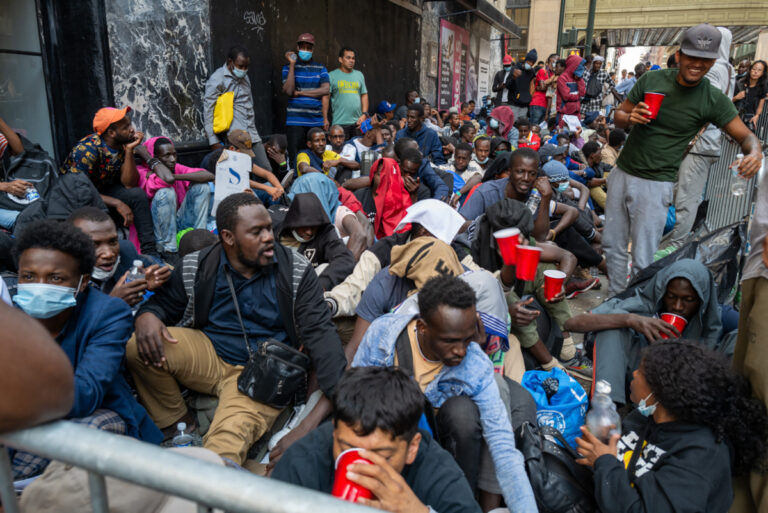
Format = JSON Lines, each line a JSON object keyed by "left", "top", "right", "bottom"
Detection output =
{"left": 212, "top": 150, "right": 252, "bottom": 214}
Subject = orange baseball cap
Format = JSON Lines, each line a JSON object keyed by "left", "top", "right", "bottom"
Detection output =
{"left": 93, "top": 106, "right": 132, "bottom": 135}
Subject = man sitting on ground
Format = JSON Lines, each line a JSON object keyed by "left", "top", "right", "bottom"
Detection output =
{"left": 352, "top": 275, "right": 537, "bottom": 513}
{"left": 10, "top": 220, "right": 162, "bottom": 479}
{"left": 227, "top": 130, "right": 286, "bottom": 204}
{"left": 327, "top": 124, "right": 361, "bottom": 183}
{"left": 272, "top": 366, "right": 483, "bottom": 513}
{"left": 600, "top": 129, "right": 624, "bottom": 168}
{"left": 437, "top": 143, "right": 483, "bottom": 205}
{"left": 395, "top": 103, "right": 446, "bottom": 165}
{"left": 564, "top": 259, "right": 721, "bottom": 404}
{"left": 278, "top": 192, "right": 355, "bottom": 291}
{"left": 126, "top": 193, "right": 347, "bottom": 465}
{"left": 297, "top": 127, "right": 357, "bottom": 178}
{"left": 393, "top": 138, "right": 450, "bottom": 200}
{"left": 60, "top": 106, "right": 159, "bottom": 257}
{"left": 68, "top": 207, "right": 170, "bottom": 307}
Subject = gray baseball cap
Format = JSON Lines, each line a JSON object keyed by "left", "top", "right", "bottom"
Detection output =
{"left": 679, "top": 24, "right": 721, "bottom": 59}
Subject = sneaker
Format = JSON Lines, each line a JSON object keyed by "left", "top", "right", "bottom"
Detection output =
{"left": 565, "top": 277, "right": 600, "bottom": 299}
{"left": 561, "top": 351, "right": 593, "bottom": 380}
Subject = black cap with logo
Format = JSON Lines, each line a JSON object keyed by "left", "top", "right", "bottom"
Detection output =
{"left": 679, "top": 24, "right": 721, "bottom": 60}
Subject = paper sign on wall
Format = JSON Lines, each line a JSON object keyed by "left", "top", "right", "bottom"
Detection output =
{"left": 212, "top": 150, "right": 252, "bottom": 214}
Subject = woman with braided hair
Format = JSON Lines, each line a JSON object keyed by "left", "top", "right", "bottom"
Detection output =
{"left": 575, "top": 339, "right": 768, "bottom": 512}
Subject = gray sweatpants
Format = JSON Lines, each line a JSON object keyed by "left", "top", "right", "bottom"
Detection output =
{"left": 603, "top": 166, "right": 674, "bottom": 296}
{"left": 661, "top": 153, "right": 718, "bottom": 250}
{"left": 593, "top": 328, "right": 648, "bottom": 404}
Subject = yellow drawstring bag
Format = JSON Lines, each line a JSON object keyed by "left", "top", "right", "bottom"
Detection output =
{"left": 213, "top": 91, "right": 234, "bottom": 134}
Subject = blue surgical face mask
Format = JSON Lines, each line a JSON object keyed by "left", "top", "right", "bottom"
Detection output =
{"left": 489, "top": 118, "right": 499, "bottom": 129}
{"left": 298, "top": 50, "right": 313, "bottom": 62}
{"left": 524, "top": 63, "right": 532, "bottom": 70}
{"left": 557, "top": 182, "right": 569, "bottom": 193}
{"left": 504, "top": 65, "right": 512, "bottom": 72}
{"left": 637, "top": 392, "right": 657, "bottom": 417}
{"left": 231, "top": 67, "right": 247, "bottom": 79}
{"left": 476, "top": 156, "right": 489, "bottom": 164}
{"left": 14, "top": 276, "right": 84, "bottom": 319}
{"left": 413, "top": 97, "right": 421, "bottom": 104}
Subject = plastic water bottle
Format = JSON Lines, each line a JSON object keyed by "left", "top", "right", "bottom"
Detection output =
{"left": 585, "top": 380, "right": 621, "bottom": 443}
{"left": 730, "top": 153, "right": 746, "bottom": 196}
{"left": 125, "top": 259, "right": 145, "bottom": 283}
{"left": 526, "top": 188, "right": 542, "bottom": 215}
{"left": 25, "top": 187, "right": 40, "bottom": 202}
{"left": 172, "top": 422, "right": 193, "bottom": 447}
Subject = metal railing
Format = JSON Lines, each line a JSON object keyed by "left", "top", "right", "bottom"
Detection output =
{"left": 0, "top": 421, "right": 375, "bottom": 513}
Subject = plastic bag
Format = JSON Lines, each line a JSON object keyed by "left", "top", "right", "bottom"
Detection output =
{"left": 521, "top": 368, "right": 588, "bottom": 448}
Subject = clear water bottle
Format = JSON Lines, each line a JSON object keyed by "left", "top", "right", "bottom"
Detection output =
{"left": 126, "top": 259, "right": 145, "bottom": 283}
{"left": 730, "top": 153, "right": 746, "bottom": 196}
{"left": 525, "top": 188, "right": 542, "bottom": 215}
{"left": 172, "top": 422, "right": 193, "bottom": 447}
{"left": 586, "top": 380, "right": 621, "bottom": 443}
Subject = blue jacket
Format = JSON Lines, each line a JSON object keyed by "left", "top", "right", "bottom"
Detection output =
{"left": 59, "top": 287, "right": 162, "bottom": 443}
{"left": 418, "top": 159, "right": 450, "bottom": 200}
{"left": 396, "top": 125, "right": 446, "bottom": 165}
{"left": 352, "top": 313, "right": 537, "bottom": 513}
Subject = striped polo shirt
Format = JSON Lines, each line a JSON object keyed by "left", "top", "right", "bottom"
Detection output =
{"left": 282, "top": 61, "right": 329, "bottom": 127}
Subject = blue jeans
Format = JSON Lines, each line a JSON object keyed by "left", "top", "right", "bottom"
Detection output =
{"left": 150, "top": 183, "right": 210, "bottom": 252}
{"left": 0, "top": 208, "right": 20, "bottom": 230}
{"left": 528, "top": 105, "right": 547, "bottom": 126}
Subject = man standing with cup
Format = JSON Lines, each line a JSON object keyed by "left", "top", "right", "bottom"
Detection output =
{"left": 604, "top": 23, "right": 762, "bottom": 296}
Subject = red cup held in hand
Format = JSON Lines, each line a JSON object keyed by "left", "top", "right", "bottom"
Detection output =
{"left": 659, "top": 312, "right": 687, "bottom": 339}
{"left": 643, "top": 92, "right": 665, "bottom": 119}
{"left": 515, "top": 246, "right": 542, "bottom": 281}
{"left": 543, "top": 270, "right": 566, "bottom": 301}
{"left": 493, "top": 228, "right": 521, "bottom": 265}
{"left": 332, "top": 448, "right": 374, "bottom": 502}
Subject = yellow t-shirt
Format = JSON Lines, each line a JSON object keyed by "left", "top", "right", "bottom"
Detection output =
{"left": 394, "top": 319, "right": 444, "bottom": 393}
{"left": 295, "top": 149, "right": 340, "bottom": 176}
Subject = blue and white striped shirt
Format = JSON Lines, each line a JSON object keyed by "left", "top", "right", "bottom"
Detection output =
{"left": 282, "top": 61, "right": 329, "bottom": 127}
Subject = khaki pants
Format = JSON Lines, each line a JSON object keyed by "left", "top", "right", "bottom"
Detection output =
{"left": 731, "top": 277, "right": 768, "bottom": 513}
{"left": 126, "top": 328, "right": 282, "bottom": 464}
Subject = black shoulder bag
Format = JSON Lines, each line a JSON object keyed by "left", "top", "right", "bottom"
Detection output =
{"left": 224, "top": 266, "right": 310, "bottom": 409}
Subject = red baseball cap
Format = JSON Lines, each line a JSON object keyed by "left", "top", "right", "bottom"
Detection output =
{"left": 93, "top": 106, "right": 131, "bottom": 135}
{"left": 297, "top": 33, "right": 315, "bottom": 45}
{"left": 503, "top": 55, "right": 513, "bottom": 65}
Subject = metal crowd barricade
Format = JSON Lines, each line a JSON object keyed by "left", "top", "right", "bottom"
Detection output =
{"left": 703, "top": 110, "right": 768, "bottom": 232}
{"left": 0, "top": 421, "right": 375, "bottom": 513}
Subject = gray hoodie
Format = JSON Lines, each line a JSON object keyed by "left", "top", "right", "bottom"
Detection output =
{"left": 691, "top": 27, "right": 736, "bottom": 156}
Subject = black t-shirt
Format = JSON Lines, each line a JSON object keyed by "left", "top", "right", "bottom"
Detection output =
{"left": 735, "top": 79, "right": 768, "bottom": 116}
{"left": 272, "top": 422, "right": 482, "bottom": 513}
{"left": 508, "top": 64, "right": 536, "bottom": 106}
{"left": 354, "top": 187, "right": 376, "bottom": 224}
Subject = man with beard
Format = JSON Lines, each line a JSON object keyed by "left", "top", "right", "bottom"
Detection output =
{"left": 605, "top": 24, "right": 762, "bottom": 296}
{"left": 60, "top": 106, "right": 159, "bottom": 257}
{"left": 126, "top": 193, "right": 346, "bottom": 465}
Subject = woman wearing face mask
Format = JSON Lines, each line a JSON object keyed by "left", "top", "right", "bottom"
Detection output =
{"left": 9, "top": 220, "right": 162, "bottom": 479}
{"left": 575, "top": 339, "right": 768, "bottom": 513}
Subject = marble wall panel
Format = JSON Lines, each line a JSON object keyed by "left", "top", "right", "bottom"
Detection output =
{"left": 105, "top": 0, "right": 211, "bottom": 143}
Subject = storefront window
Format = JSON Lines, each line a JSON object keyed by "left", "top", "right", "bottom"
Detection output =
{"left": 0, "top": 1, "right": 54, "bottom": 157}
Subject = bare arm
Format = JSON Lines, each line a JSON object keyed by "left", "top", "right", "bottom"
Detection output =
{"left": 322, "top": 95, "right": 330, "bottom": 130}
{"left": 120, "top": 136, "right": 143, "bottom": 188}
{"left": 251, "top": 164, "right": 282, "bottom": 188}
{"left": 532, "top": 177, "right": 553, "bottom": 242}
{"left": 282, "top": 59, "right": 296, "bottom": 96}
{"left": 360, "top": 93, "right": 369, "bottom": 117}
{"left": 342, "top": 176, "right": 370, "bottom": 191}
{"left": 550, "top": 202, "right": 579, "bottom": 238}
{"left": 614, "top": 99, "right": 651, "bottom": 129}
{"left": 296, "top": 83, "right": 330, "bottom": 98}
{"left": 564, "top": 312, "right": 681, "bottom": 341}
{"left": 570, "top": 179, "right": 590, "bottom": 210}
{"left": 539, "top": 241, "right": 577, "bottom": 280}
{"left": 722, "top": 115, "right": 763, "bottom": 178}
{"left": 345, "top": 317, "right": 371, "bottom": 364}
{"left": 174, "top": 170, "right": 214, "bottom": 183}
{"left": 0, "top": 301, "right": 74, "bottom": 432}
{"left": 0, "top": 116, "right": 23, "bottom": 155}
{"left": 342, "top": 214, "right": 369, "bottom": 261}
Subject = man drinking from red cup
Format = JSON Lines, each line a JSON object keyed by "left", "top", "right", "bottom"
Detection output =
{"left": 605, "top": 23, "right": 762, "bottom": 298}
{"left": 272, "top": 366, "right": 482, "bottom": 512}
{"left": 563, "top": 259, "right": 721, "bottom": 406}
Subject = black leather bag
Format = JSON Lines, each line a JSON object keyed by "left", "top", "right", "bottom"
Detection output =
{"left": 225, "top": 267, "right": 310, "bottom": 409}
{"left": 516, "top": 421, "right": 598, "bottom": 513}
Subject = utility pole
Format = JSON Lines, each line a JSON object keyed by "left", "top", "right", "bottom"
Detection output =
{"left": 584, "top": 0, "right": 598, "bottom": 57}
{"left": 556, "top": 0, "right": 566, "bottom": 54}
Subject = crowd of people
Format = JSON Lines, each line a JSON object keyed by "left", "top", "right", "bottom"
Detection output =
{"left": 2, "top": 22, "right": 768, "bottom": 513}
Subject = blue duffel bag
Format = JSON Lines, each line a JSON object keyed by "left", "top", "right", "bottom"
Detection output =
{"left": 521, "top": 368, "right": 588, "bottom": 448}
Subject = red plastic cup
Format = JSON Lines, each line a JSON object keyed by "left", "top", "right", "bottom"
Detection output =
{"left": 332, "top": 448, "right": 374, "bottom": 502}
{"left": 515, "top": 246, "right": 542, "bottom": 281}
{"left": 493, "top": 228, "right": 521, "bottom": 265}
{"left": 543, "top": 270, "right": 567, "bottom": 301}
{"left": 643, "top": 92, "right": 665, "bottom": 119}
{"left": 659, "top": 312, "right": 687, "bottom": 339}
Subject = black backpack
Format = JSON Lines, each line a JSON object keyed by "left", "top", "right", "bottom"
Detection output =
{"left": 516, "top": 421, "right": 598, "bottom": 513}
{"left": 582, "top": 73, "right": 602, "bottom": 102}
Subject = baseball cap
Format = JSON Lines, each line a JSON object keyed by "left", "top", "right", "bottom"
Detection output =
{"left": 542, "top": 160, "right": 569, "bottom": 183}
{"left": 503, "top": 55, "right": 513, "bottom": 66}
{"left": 377, "top": 101, "right": 396, "bottom": 114}
{"left": 93, "top": 106, "right": 131, "bottom": 135}
{"left": 227, "top": 129, "right": 255, "bottom": 157}
{"left": 539, "top": 143, "right": 568, "bottom": 163}
{"left": 297, "top": 33, "right": 315, "bottom": 45}
{"left": 679, "top": 24, "right": 721, "bottom": 59}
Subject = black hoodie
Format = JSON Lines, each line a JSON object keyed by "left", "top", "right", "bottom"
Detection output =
{"left": 593, "top": 409, "right": 733, "bottom": 513}
{"left": 279, "top": 193, "right": 355, "bottom": 291}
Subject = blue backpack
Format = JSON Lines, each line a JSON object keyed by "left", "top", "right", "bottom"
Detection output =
{"left": 522, "top": 368, "right": 588, "bottom": 448}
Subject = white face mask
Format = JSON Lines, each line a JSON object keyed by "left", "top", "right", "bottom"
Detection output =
{"left": 91, "top": 255, "right": 120, "bottom": 281}
{"left": 292, "top": 230, "right": 314, "bottom": 243}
